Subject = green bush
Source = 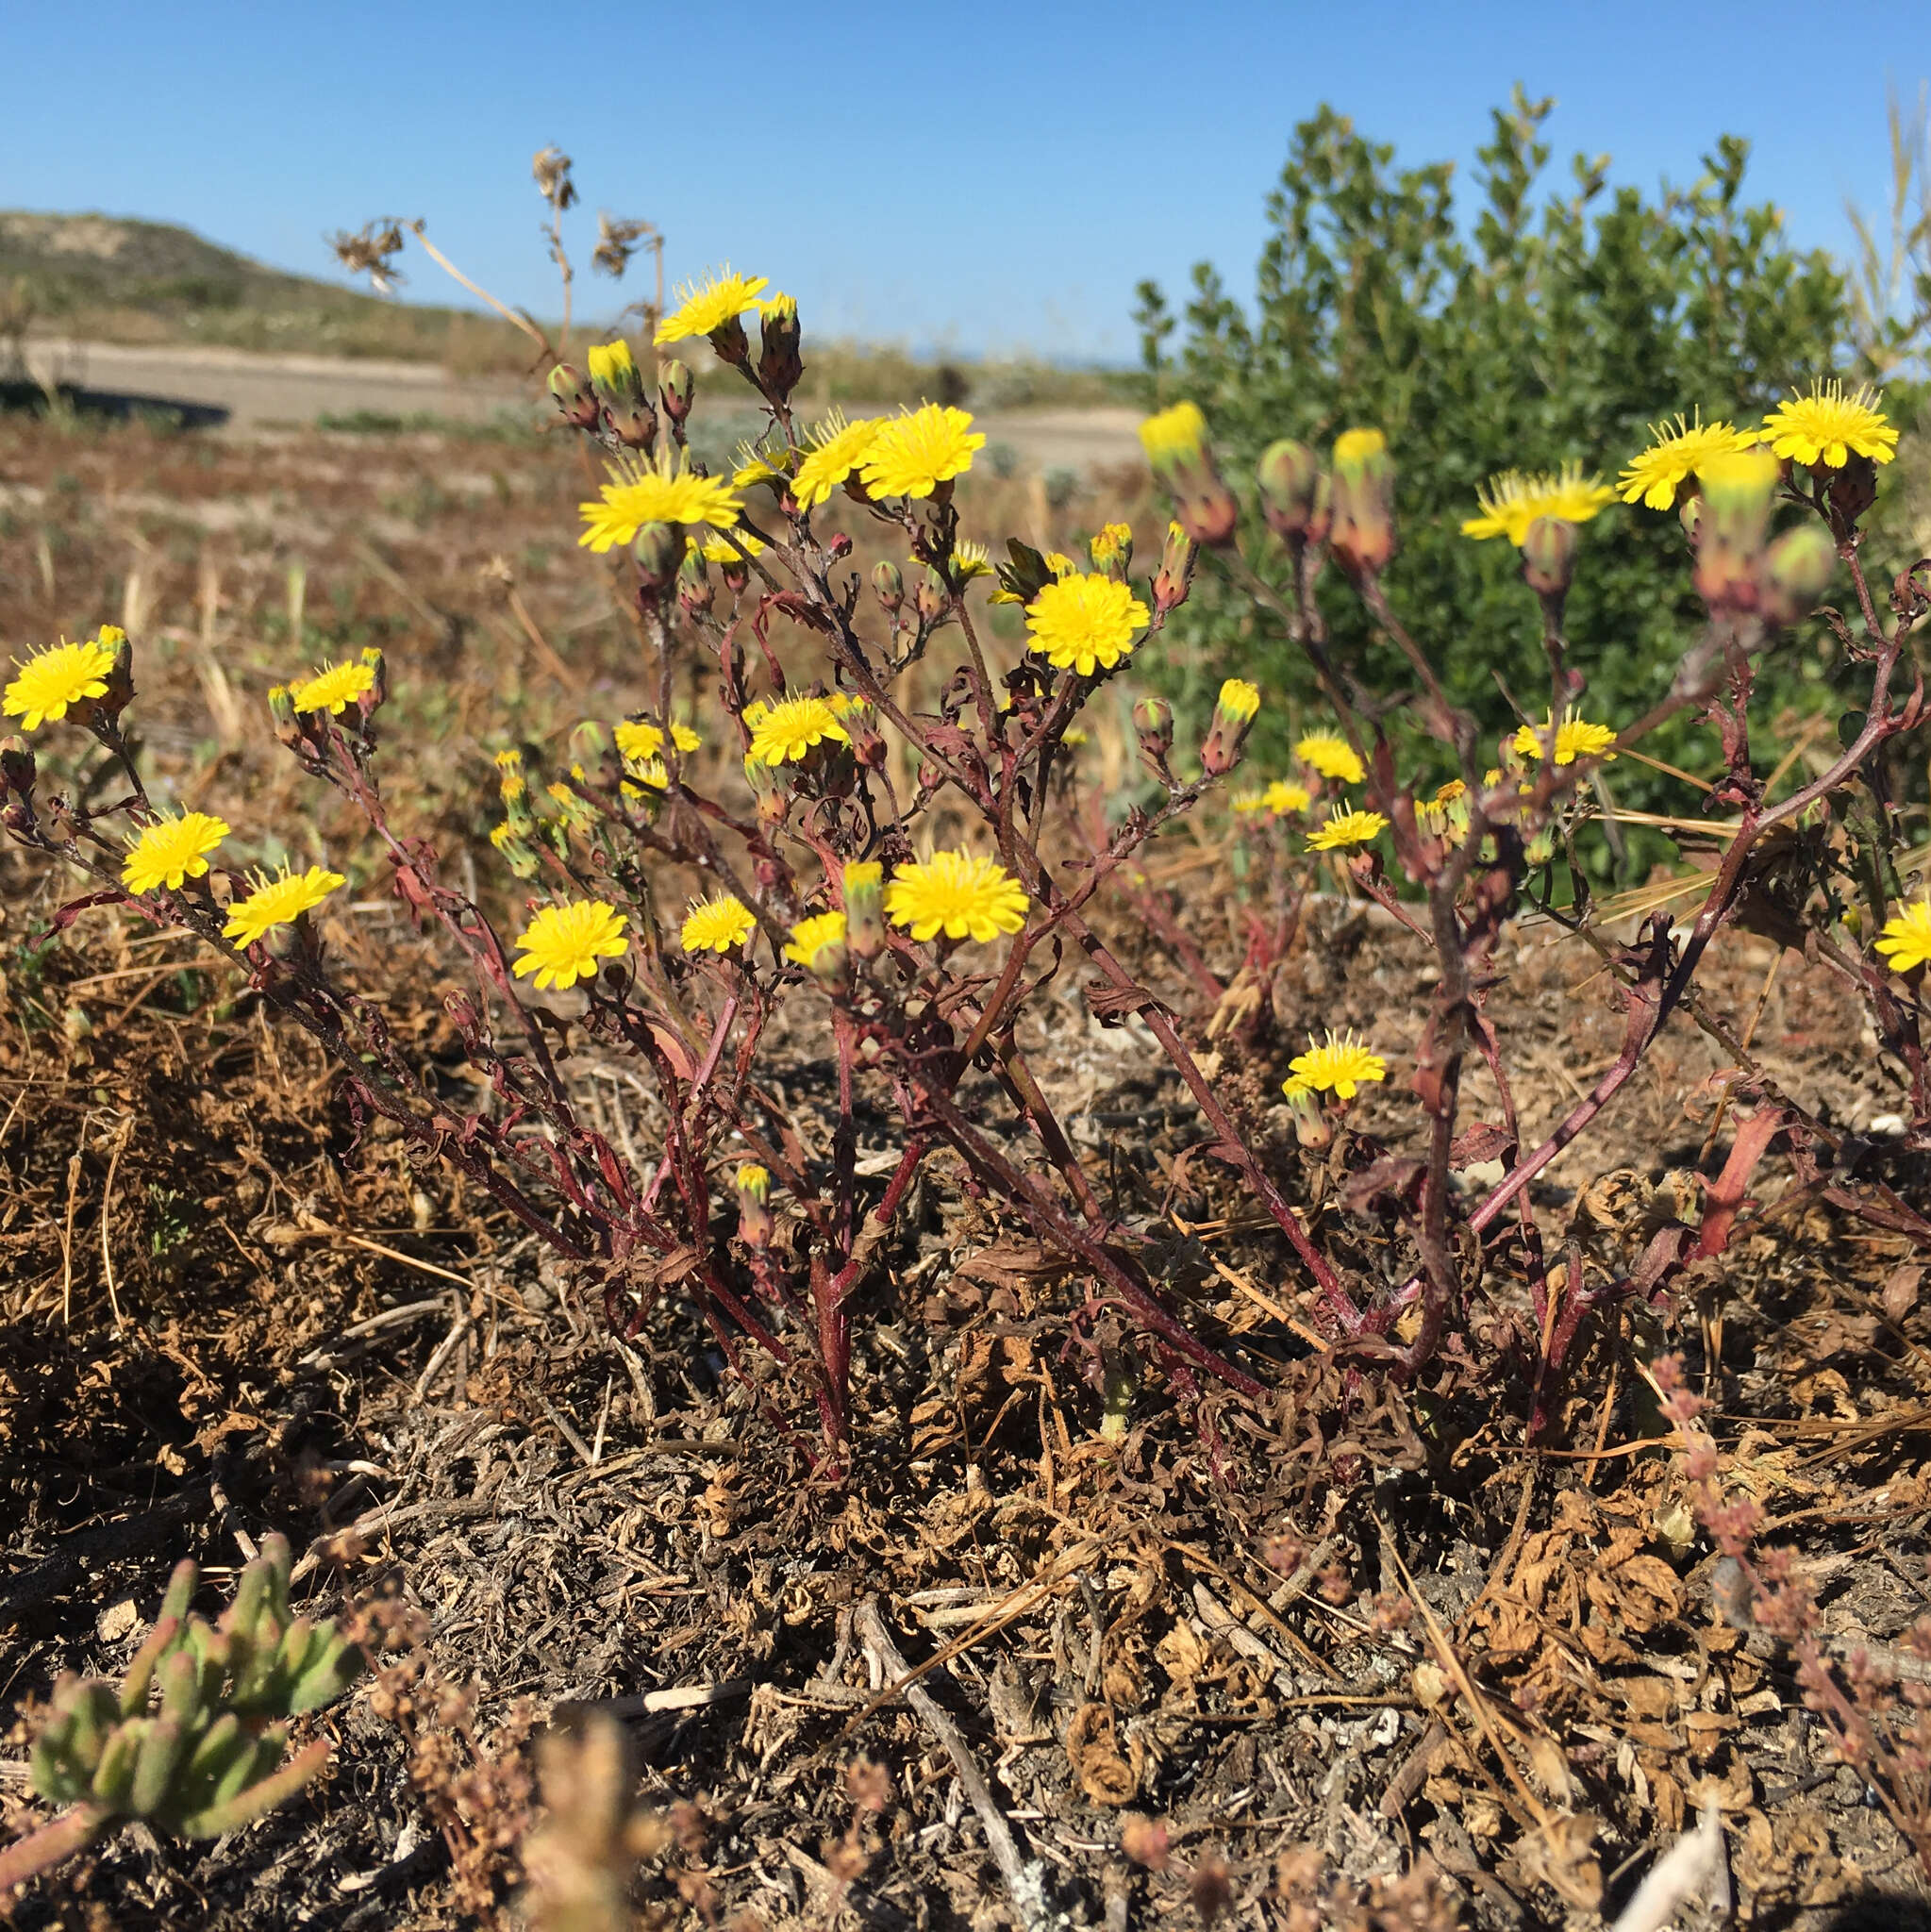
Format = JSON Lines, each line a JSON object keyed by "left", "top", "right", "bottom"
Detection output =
{"left": 1133, "top": 88, "right": 1891, "bottom": 858}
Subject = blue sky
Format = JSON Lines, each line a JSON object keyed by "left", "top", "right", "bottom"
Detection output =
{"left": 2, "top": 1, "right": 1923, "bottom": 361}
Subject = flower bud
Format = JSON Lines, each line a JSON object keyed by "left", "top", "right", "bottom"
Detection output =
{"left": 1257, "top": 439, "right": 1327, "bottom": 543}
{"left": 1693, "top": 448, "right": 1779, "bottom": 614}
{"left": 744, "top": 753, "right": 789, "bottom": 827}
{"left": 707, "top": 313, "right": 750, "bottom": 368}
{"left": 1827, "top": 455, "right": 1878, "bottom": 530}
{"left": 872, "top": 559, "right": 905, "bottom": 615}
{"left": 546, "top": 362, "right": 600, "bottom": 430}
{"left": 842, "top": 859, "right": 885, "bottom": 960}
{"left": 1759, "top": 524, "right": 1838, "bottom": 627}
{"left": 1328, "top": 428, "right": 1395, "bottom": 579}
{"left": 1090, "top": 521, "right": 1134, "bottom": 580}
{"left": 356, "top": 645, "right": 388, "bottom": 724}
{"left": 1200, "top": 677, "right": 1260, "bottom": 777}
{"left": 658, "top": 359, "right": 695, "bottom": 427}
{"left": 0, "top": 735, "right": 37, "bottom": 832}
{"left": 92, "top": 625, "right": 134, "bottom": 724}
{"left": 589, "top": 341, "right": 657, "bottom": 446}
{"left": 840, "top": 697, "right": 886, "bottom": 769}
{"left": 489, "top": 820, "right": 540, "bottom": 878}
{"left": 496, "top": 747, "right": 536, "bottom": 835}
{"left": 1139, "top": 402, "right": 1238, "bottom": 547}
{"left": 632, "top": 522, "right": 684, "bottom": 593}
{"left": 1153, "top": 521, "right": 1197, "bottom": 618}
{"left": 913, "top": 565, "right": 949, "bottom": 625}
{"left": 756, "top": 294, "right": 803, "bottom": 399}
{"left": 1520, "top": 515, "right": 1577, "bottom": 602}
{"left": 676, "top": 547, "right": 714, "bottom": 621}
{"left": 266, "top": 683, "right": 303, "bottom": 751}
{"left": 783, "top": 909, "right": 849, "bottom": 991}
{"left": 735, "top": 1161, "right": 774, "bottom": 1250}
{"left": 1134, "top": 695, "right": 1174, "bottom": 774}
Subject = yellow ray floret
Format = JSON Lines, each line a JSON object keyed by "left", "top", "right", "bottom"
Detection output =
{"left": 1295, "top": 732, "right": 1365, "bottom": 786}
{"left": 1511, "top": 709, "right": 1618, "bottom": 765}
{"left": 1617, "top": 412, "right": 1760, "bottom": 509}
{"left": 1307, "top": 807, "right": 1388, "bottom": 852}
{"left": 680, "top": 893, "right": 757, "bottom": 956}
{"left": 224, "top": 866, "right": 345, "bottom": 949}
{"left": 513, "top": 900, "right": 629, "bottom": 991}
{"left": 1874, "top": 898, "right": 1931, "bottom": 974}
{"left": 3, "top": 636, "right": 117, "bottom": 730}
{"left": 1138, "top": 401, "right": 1207, "bottom": 466}
{"left": 1461, "top": 464, "right": 1615, "bottom": 546}
{"left": 291, "top": 658, "right": 376, "bottom": 716}
{"left": 614, "top": 718, "right": 701, "bottom": 762}
{"left": 578, "top": 469, "right": 743, "bottom": 551}
{"left": 1024, "top": 573, "right": 1149, "bottom": 676}
{"left": 1262, "top": 779, "right": 1310, "bottom": 816}
{"left": 885, "top": 852, "right": 1029, "bottom": 943}
{"left": 1756, "top": 379, "right": 1897, "bottom": 470}
{"left": 747, "top": 695, "right": 849, "bottom": 767}
{"left": 858, "top": 405, "right": 985, "bottom": 500}
{"left": 122, "top": 811, "right": 230, "bottom": 895}
{"left": 1217, "top": 677, "right": 1261, "bottom": 723}
{"left": 1283, "top": 1029, "right": 1387, "bottom": 1101}
{"left": 792, "top": 411, "right": 882, "bottom": 509}
{"left": 783, "top": 909, "right": 848, "bottom": 970}
{"left": 655, "top": 269, "right": 770, "bottom": 345}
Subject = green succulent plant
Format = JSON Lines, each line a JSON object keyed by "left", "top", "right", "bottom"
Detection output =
{"left": 0, "top": 1533, "right": 363, "bottom": 1894}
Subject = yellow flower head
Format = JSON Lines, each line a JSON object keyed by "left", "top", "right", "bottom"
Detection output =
{"left": 736, "top": 1161, "right": 771, "bottom": 1200}
{"left": 1757, "top": 379, "right": 1898, "bottom": 470}
{"left": 1874, "top": 898, "right": 1931, "bottom": 974}
{"left": 733, "top": 443, "right": 791, "bottom": 490}
{"left": 1217, "top": 677, "right": 1261, "bottom": 724}
{"left": 1090, "top": 522, "right": 1134, "bottom": 569}
{"left": 952, "top": 540, "right": 994, "bottom": 582}
{"left": 1617, "top": 412, "right": 1760, "bottom": 509}
{"left": 859, "top": 404, "right": 985, "bottom": 499}
{"left": 885, "top": 852, "right": 1029, "bottom": 943}
{"left": 843, "top": 858, "right": 883, "bottom": 896}
{"left": 1461, "top": 464, "right": 1615, "bottom": 545}
{"left": 1333, "top": 427, "right": 1387, "bottom": 464}
{"left": 1284, "top": 1029, "right": 1387, "bottom": 1101}
{"left": 1138, "top": 401, "right": 1207, "bottom": 466}
{"left": 792, "top": 411, "right": 882, "bottom": 509}
{"left": 1307, "top": 808, "right": 1388, "bottom": 852}
{"left": 1512, "top": 708, "right": 1618, "bottom": 765}
{"left": 747, "top": 695, "right": 850, "bottom": 767}
{"left": 1262, "top": 779, "right": 1310, "bottom": 816}
{"left": 223, "top": 865, "right": 345, "bottom": 949}
{"left": 1419, "top": 778, "right": 1470, "bottom": 837}
{"left": 1295, "top": 732, "right": 1365, "bottom": 786}
{"left": 122, "top": 811, "right": 230, "bottom": 894}
{"left": 614, "top": 717, "right": 702, "bottom": 764}
{"left": 655, "top": 269, "right": 770, "bottom": 345}
{"left": 291, "top": 658, "right": 376, "bottom": 716}
{"left": 512, "top": 900, "right": 629, "bottom": 991}
{"left": 578, "top": 468, "right": 743, "bottom": 551}
{"left": 1024, "top": 573, "right": 1150, "bottom": 676}
{"left": 3, "top": 636, "right": 116, "bottom": 730}
{"left": 783, "top": 909, "right": 848, "bottom": 970}
{"left": 680, "top": 893, "right": 757, "bottom": 956}
{"left": 699, "top": 531, "right": 765, "bottom": 567}
{"left": 586, "top": 340, "right": 636, "bottom": 387}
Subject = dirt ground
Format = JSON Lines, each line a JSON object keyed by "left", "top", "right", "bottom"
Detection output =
{"left": 3, "top": 410, "right": 1931, "bottom": 1932}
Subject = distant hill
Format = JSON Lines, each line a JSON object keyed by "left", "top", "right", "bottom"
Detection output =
{"left": 0, "top": 210, "right": 536, "bottom": 370}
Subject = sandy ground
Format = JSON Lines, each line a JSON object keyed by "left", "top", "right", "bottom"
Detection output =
{"left": 16, "top": 336, "right": 1144, "bottom": 470}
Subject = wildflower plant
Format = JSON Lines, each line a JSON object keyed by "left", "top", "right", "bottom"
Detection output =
{"left": 6, "top": 166, "right": 1928, "bottom": 1470}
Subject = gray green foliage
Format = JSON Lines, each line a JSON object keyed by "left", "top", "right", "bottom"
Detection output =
{"left": 1134, "top": 89, "right": 1879, "bottom": 841}
{"left": 27, "top": 1534, "right": 361, "bottom": 1848}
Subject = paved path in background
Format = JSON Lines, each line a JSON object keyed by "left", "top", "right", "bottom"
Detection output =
{"left": 17, "top": 338, "right": 1143, "bottom": 471}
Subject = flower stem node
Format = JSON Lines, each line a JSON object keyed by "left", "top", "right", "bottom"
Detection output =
{"left": 1200, "top": 678, "right": 1260, "bottom": 777}
{"left": 1153, "top": 521, "right": 1198, "bottom": 618}
{"left": 547, "top": 362, "right": 602, "bottom": 431}
{"left": 1759, "top": 525, "right": 1838, "bottom": 628}
{"left": 1257, "top": 439, "right": 1329, "bottom": 544}
{"left": 1139, "top": 402, "right": 1238, "bottom": 547}
{"left": 1328, "top": 428, "right": 1396, "bottom": 579}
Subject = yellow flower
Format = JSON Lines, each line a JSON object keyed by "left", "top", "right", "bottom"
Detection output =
{"left": 1262, "top": 779, "right": 1310, "bottom": 816}
{"left": 1461, "top": 465, "right": 1615, "bottom": 545}
{"left": 733, "top": 443, "right": 791, "bottom": 489}
{"left": 622, "top": 757, "right": 669, "bottom": 796}
{"left": 1419, "top": 778, "right": 1469, "bottom": 837}
{"left": 614, "top": 717, "right": 701, "bottom": 762}
{"left": 291, "top": 658, "right": 375, "bottom": 716}
{"left": 1138, "top": 401, "right": 1207, "bottom": 466}
{"left": 1874, "top": 899, "right": 1931, "bottom": 974}
{"left": 1217, "top": 677, "right": 1261, "bottom": 723}
{"left": 792, "top": 412, "right": 882, "bottom": 509}
{"left": 1024, "top": 573, "right": 1149, "bottom": 676}
{"left": 1090, "top": 521, "right": 1134, "bottom": 569}
{"left": 1512, "top": 709, "right": 1618, "bottom": 765}
{"left": 655, "top": 269, "right": 770, "bottom": 345}
{"left": 223, "top": 866, "right": 345, "bottom": 948}
{"left": 1333, "top": 428, "right": 1386, "bottom": 464}
{"left": 859, "top": 404, "right": 985, "bottom": 499}
{"left": 1295, "top": 732, "right": 1365, "bottom": 786}
{"left": 736, "top": 1161, "right": 771, "bottom": 1198}
{"left": 1756, "top": 379, "right": 1898, "bottom": 470}
{"left": 680, "top": 893, "right": 757, "bottom": 955}
{"left": 512, "top": 900, "right": 629, "bottom": 991}
{"left": 1307, "top": 808, "right": 1388, "bottom": 852}
{"left": 1285, "top": 1029, "right": 1387, "bottom": 1101}
{"left": 585, "top": 340, "right": 636, "bottom": 387}
{"left": 699, "top": 531, "right": 765, "bottom": 566}
{"left": 952, "top": 540, "right": 993, "bottom": 582}
{"left": 885, "top": 852, "right": 1029, "bottom": 943}
{"left": 747, "top": 695, "right": 849, "bottom": 767}
{"left": 1617, "top": 412, "right": 1761, "bottom": 509}
{"left": 783, "top": 909, "right": 848, "bottom": 969}
{"left": 3, "top": 636, "right": 116, "bottom": 730}
{"left": 122, "top": 811, "right": 230, "bottom": 894}
{"left": 578, "top": 469, "right": 743, "bottom": 551}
